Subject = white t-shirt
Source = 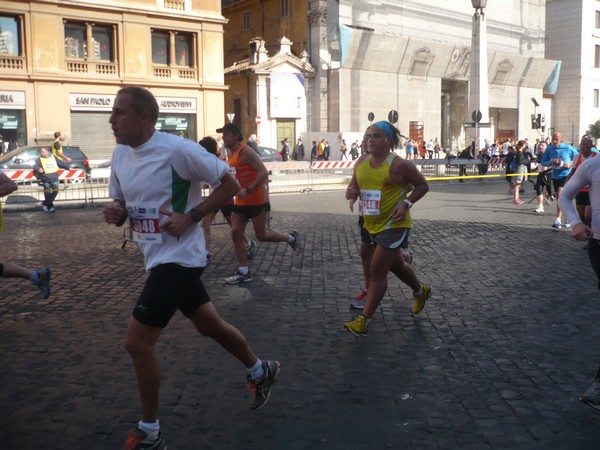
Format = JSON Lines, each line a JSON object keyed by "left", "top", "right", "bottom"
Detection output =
{"left": 109, "top": 131, "right": 227, "bottom": 270}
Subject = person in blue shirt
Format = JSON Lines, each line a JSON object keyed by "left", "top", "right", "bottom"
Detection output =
{"left": 541, "top": 132, "right": 579, "bottom": 229}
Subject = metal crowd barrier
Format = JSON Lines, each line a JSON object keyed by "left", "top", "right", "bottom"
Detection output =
{"left": 2, "top": 158, "right": 509, "bottom": 210}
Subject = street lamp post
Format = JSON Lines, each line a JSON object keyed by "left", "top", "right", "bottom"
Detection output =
{"left": 469, "top": 0, "right": 490, "bottom": 151}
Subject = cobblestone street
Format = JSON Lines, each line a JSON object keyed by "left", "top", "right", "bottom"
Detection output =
{"left": 1, "top": 180, "right": 599, "bottom": 450}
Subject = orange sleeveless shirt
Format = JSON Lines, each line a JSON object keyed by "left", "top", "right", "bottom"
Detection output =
{"left": 574, "top": 152, "right": 598, "bottom": 193}
{"left": 227, "top": 143, "right": 269, "bottom": 206}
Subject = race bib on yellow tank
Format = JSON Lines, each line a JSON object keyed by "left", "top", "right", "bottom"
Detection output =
{"left": 127, "top": 203, "right": 163, "bottom": 244}
{"left": 360, "top": 190, "right": 381, "bottom": 215}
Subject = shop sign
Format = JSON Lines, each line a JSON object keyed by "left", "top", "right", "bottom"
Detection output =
{"left": 70, "top": 94, "right": 115, "bottom": 111}
{"left": 0, "top": 91, "right": 26, "bottom": 109}
{"left": 156, "top": 97, "right": 196, "bottom": 113}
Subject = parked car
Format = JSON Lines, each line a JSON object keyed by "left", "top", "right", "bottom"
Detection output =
{"left": 0, "top": 145, "right": 91, "bottom": 180}
{"left": 256, "top": 146, "right": 282, "bottom": 162}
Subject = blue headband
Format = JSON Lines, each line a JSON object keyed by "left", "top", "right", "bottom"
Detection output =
{"left": 373, "top": 121, "right": 395, "bottom": 139}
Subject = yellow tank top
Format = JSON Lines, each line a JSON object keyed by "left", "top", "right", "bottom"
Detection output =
{"left": 52, "top": 139, "right": 64, "bottom": 161}
{"left": 356, "top": 153, "right": 412, "bottom": 234}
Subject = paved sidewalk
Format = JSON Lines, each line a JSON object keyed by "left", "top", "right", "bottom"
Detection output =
{"left": 1, "top": 180, "right": 599, "bottom": 449}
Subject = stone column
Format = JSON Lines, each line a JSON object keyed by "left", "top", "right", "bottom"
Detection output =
{"left": 308, "top": 0, "right": 328, "bottom": 133}
{"left": 468, "top": 7, "right": 491, "bottom": 150}
{"left": 255, "top": 74, "right": 269, "bottom": 146}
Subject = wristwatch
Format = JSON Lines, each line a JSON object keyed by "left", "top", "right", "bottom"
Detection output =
{"left": 403, "top": 199, "right": 413, "bottom": 209}
{"left": 190, "top": 208, "right": 202, "bottom": 223}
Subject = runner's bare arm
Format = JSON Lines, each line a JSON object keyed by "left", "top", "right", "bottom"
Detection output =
{"left": 346, "top": 154, "right": 368, "bottom": 212}
{"left": 103, "top": 200, "right": 127, "bottom": 226}
{"left": 390, "top": 159, "right": 429, "bottom": 203}
{"left": 390, "top": 159, "right": 429, "bottom": 221}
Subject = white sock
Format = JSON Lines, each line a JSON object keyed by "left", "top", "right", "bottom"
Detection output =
{"left": 29, "top": 271, "right": 39, "bottom": 284}
{"left": 239, "top": 266, "right": 249, "bottom": 274}
{"left": 414, "top": 285, "right": 424, "bottom": 296}
{"left": 248, "top": 359, "right": 264, "bottom": 380}
{"left": 288, "top": 234, "right": 296, "bottom": 244}
{"left": 138, "top": 420, "right": 160, "bottom": 441}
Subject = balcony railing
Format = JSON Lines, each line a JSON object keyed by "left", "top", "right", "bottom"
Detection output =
{"left": 0, "top": 55, "right": 25, "bottom": 70}
{"left": 153, "top": 66, "right": 197, "bottom": 80}
{"left": 164, "top": 0, "right": 186, "bottom": 10}
{"left": 66, "top": 60, "right": 118, "bottom": 76}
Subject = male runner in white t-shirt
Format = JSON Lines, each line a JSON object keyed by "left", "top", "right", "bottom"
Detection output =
{"left": 103, "top": 86, "right": 279, "bottom": 450}
{"left": 559, "top": 148, "right": 600, "bottom": 411}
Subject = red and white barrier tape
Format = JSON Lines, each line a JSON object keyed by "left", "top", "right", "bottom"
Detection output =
{"left": 2, "top": 169, "right": 86, "bottom": 181}
{"left": 263, "top": 161, "right": 311, "bottom": 171}
{"left": 311, "top": 161, "right": 356, "bottom": 169}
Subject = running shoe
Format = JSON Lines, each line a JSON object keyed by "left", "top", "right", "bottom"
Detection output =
{"left": 42, "top": 205, "right": 49, "bottom": 212}
{"left": 49, "top": 207, "right": 56, "bottom": 212}
{"left": 579, "top": 380, "right": 600, "bottom": 410}
{"left": 350, "top": 289, "right": 367, "bottom": 309}
{"left": 564, "top": 222, "right": 572, "bottom": 228}
{"left": 513, "top": 199, "right": 525, "bottom": 205}
{"left": 533, "top": 206, "right": 544, "bottom": 213}
{"left": 247, "top": 360, "right": 280, "bottom": 410}
{"left": 33, "top": 268, "right": 51, "bottom": 299}
{"left": 288, "top": 230, "right": 303, "bottom": 256}
{"left": 246, "top": 240, "right": 257, "bottom": 260}
{"left": 412, "top": 283, "right": 432, "bottom": 315}
{"left": 344, "top": 314, "right": 369, "bottom": 336}
{"left": 551, "top": 220, "right": 561, "bottom": 230}
{"left": 225, "top": 270, "right": 253, "bottom": 284}
{"left": 124, "top": 427, "right": 167, "bottom": 450}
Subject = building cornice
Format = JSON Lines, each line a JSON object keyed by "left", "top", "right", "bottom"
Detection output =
{"left": 10, "top": 0, "right": 227, "bottom": 25}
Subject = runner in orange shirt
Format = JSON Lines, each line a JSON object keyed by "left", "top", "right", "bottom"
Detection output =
{"left": 217, "top": 123, "right": 303, "bottom": 284}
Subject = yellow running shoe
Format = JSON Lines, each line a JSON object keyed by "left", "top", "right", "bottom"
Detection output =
{"left": 344, "top": 314, "right": 369, "bottom": 336}
{"left": 412, "top": 284, "right": 432, "bottom": 315}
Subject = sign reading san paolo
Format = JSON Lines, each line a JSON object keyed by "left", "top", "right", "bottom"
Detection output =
{"left": 70, "top": 94, "right": 115, "bottom": 111}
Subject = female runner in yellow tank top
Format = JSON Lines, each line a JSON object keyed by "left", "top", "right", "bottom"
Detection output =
{"left": 344, "top": 121, "right": 432, "bottom": 336}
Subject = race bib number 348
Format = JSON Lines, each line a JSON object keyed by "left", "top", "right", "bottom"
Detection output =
{"left": 127, "top": 203, "right": 163, "bottom": 244}
{"left": 360, "top": 190, "right": 381, "bottom": 215}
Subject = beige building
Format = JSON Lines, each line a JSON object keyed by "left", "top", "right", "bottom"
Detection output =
{"left": 0, "top": 0, "right": 226, "bottom": 161}
{"left": 222, "top": 0, "right": 314, "bottom": 148}
{"left": 222, "top": 0, "right": 560, "bottom": 152}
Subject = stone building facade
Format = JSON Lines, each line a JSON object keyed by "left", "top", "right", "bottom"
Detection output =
{"left": 0, "top": 0, "right": 226, "bottom": 161}
{"left": 223, "top": 0, "right": 559, "bottom": 151}
{"left": 546, "top": 0, "right": 600, "bottom": 144}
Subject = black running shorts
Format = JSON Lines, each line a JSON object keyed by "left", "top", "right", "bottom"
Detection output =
{"left": 358, "top": 216, "right": 375, "bottom": 246}
{"left": 232, "top": 202, "right": 271, "bottom": 219}
{"left": 576, "top": 191, "right": 591, "bottom": 206}
{"left": 133, "top": 263, "right": 210, "bottom": 328}
{"left": 552, "top": 177, "right": 567, "bottom": 192}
